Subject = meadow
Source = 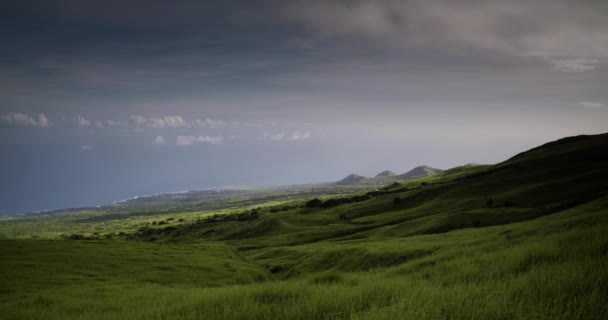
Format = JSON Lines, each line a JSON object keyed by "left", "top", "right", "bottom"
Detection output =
{"left": 1, "top": 133, "right": 607, "bottom": 319}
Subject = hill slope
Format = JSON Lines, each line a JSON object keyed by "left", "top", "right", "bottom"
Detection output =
{"left": 127, "top": 133, "right": 608, "bottom": 252}
{"left": 1, "top": 133, "right": 607, "bottom": 320}
{"left": 375, "top": 170, "right": 397, "bottom": 177}
{"left": 396, "top": 165, "right": 443, "bottom": 180}
{"left": 335, "top": 174, "right": 367, "bottom": 185}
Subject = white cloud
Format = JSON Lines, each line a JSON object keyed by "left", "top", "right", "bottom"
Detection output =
{"left": 0, "top": 112, "right": 50, "bottom": 128}
{"left": 192, "top": 118, "right": 226, "bottom": 129}
{"left": 154, "top": 135, "right": 166, "bottom": 145}
{"left": 163, "top": 116, "right": 188, "bottom": 128}
{"left": 262, "top": 131, "right": 312, "bottom": 141}
{"left": 176, "top": 135, "right": 223, "bottom": 146}
{"left": 578, "top": 101, "right": 605, "bottom": 108}
{"left": 95, "top": 121, "right": 104, "bottom": 128}
{"left": 73, "top": 115, "right": 91, "bottom": 127}
{"left": 37, "top": 114, "right": 49, "bottom": 128}
{"left": 107, "top": 120, "right": 128, "bottom": 127}
{"left": 262, "top": 132, "right": 286, "bottom": 140}
{"left": 288, "top": 131, "right": 312, "bottom": 140}
{"left": 129, "top": 115, "right": 188, "bottom": 128}
{"left": 81, "top": 145, "right": 93, "bottom": 151}
{"left": 550, "top": 58, "right": 600, "bottom": 72}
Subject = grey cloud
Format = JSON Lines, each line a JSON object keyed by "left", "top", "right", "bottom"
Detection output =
{"left": 263, "top": 132, "right": 286, "bottom": 140}
{"left": 550, "top": 58, "right": 601, "bottom": 72}
{"left": 73, "top": 115, "right": 92, "bottom": 127}
{"left": 192, "top": 118, "right": 226, "bottom": 129}
{"left": 176, "top": 135, "right": 223, "bottom": 146}
{"left": 129, "top": 115, "right": 188, "bottom": 129}
{"left": 288, "top": 131, "right": 312, "bottom": 140}
{"left": 11, "top": 0, "right": 230, "bottom": 26}
{"left": 278, "top": 0, "right": 608, "bottom": 70}
{"left": 105, "top": 116, "right": 232, "bottom": 129}
{"left": 154, "top": 136, "right": 166, "bottom": 145}
{"left": 262, "top": 131, "right": 312, "bottom": 141}
{"left": 107, "top": 120, "right": 129, "bottom": 127}
{"left": 0, "top": 112, "right": 50, "bottom": 128}
{"left": 578, "top": 101, "right": 605, "bottom": 108}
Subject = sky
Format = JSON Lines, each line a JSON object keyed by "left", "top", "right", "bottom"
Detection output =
{"left": 1, "top": 0, "right": 607, "bottom": 214}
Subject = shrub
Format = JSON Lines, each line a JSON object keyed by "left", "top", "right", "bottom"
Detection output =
{"left": 305, "top": 198, "right": 323, "bottom": 208}
{"left": 309, "top": 271, "right": 344, "bottom": 284}
{"left": 269, "top": 265, "right": 283, "bottom": 273}
{"left": 486, "top": 198, "right": 494, "bottom": 207}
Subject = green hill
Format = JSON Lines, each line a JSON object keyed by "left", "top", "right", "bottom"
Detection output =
{"left": 334, "top": 166, "right": 443, "bottom": 187}
{"left": 375, "top": 170, "right": 397, "bottom": 177}
{"left": 335, "top": 174, "right": 367, "bottom": 185}
{"left": 1, "top": 133, "right": 607, "bottom": 319}
{"left": 396, "top": 165, "right": 443, "bottom": 180}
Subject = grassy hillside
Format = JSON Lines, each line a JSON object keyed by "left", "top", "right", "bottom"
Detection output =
{"left": 0, "top": 133, "right": 607, "bottom": 319}
{"left": 396, "top": 165, "right": 443, "bottom": 180}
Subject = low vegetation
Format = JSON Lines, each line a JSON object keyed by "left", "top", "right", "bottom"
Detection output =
{"left": 0, "top": 133, "right": 607, "bottom": 319}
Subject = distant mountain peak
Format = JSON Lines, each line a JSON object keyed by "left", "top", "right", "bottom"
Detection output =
{"left": 397, "top": 165, "right": 443, "bottom": 180}
{"left": 336, "top": 174, "right": 367, "bottom": 185}
{"left": 375, "top": 170, "right": 397, "bottom": 177}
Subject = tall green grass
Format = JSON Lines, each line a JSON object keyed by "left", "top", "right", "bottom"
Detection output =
{"left": 1, "top": 133, "right": 607, "bottom": 319}
{"left": 1, "top": 197, "right": 606, "bottom": 319}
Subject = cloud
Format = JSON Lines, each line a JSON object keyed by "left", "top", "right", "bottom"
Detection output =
{"left": 263, "top": 132, "right": 286, "bottom": 140}
{"left": 21, "top": 1, "right": 225, "bottom": 27}
{"left": 129, "top": 115, "right": 188, "bottom": 129}
{"left": 107, "top": 120, "right": 128, "bottom": 127}
{"left": 73, "top": 115, "right": 91, "bottom": 127}
{"left": 578, "top": 101, "right": 605, "bottom": 108}
{"left": 288, "top": 131, "right": 312, "bottom": 140}
{"left": 278, "top": 0, "right": 608, "bottom": 70}
{"left": 192, "top": 118, "right": 226, "bottom": 129}
{"left": 262, "top": 131, "right": 312, "bottom": 141}
{"left": 0, "top": 112, "right": 50, "bottom": 127}
{"left": 37, "top": 114, "right": 50, "bottom": 127}
{"left": 80, "top": 145, "right": 93, "bottom": 151}
{"left": 176, "top": 135, "right": 223, "bottom": 146}
{"left": 550, "top": 58, "right": 600, "bottom": 72}
{"left": 154, "top": 135, "right": 166, "bottom": 145}
{"left": 105, "top": 116, "right": 228, "bottom": 129}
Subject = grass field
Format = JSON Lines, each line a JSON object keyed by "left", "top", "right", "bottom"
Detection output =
{"left": 1, "top": 133, "right": 607, "bottom": 319}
